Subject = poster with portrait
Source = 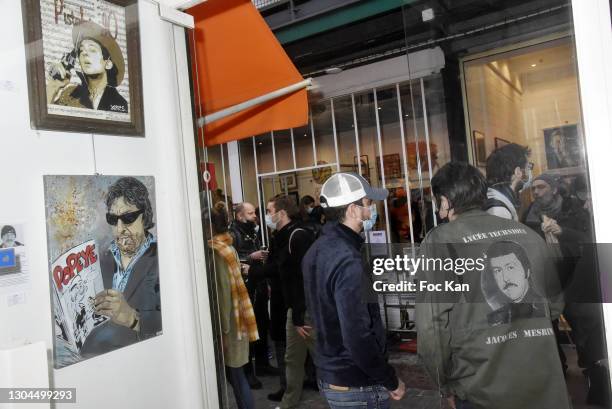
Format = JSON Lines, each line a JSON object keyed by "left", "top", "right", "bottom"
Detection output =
{"left": 44, "top": 175, "right": 160, "bottom": 368}
{"left": 22, "top": 0, "right": 144, "bottom": 135}
{"left": 0, "top": 223, "right": 30, "bottom": 297}
{"left": 543, "top": 124, "right": 585, "bottom": 170}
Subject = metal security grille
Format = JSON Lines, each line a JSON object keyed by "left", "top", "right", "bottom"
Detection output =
{"left": 252, "top": 0, "right": 285, "bottom": 9}
{"left": 201, "top": 76, "right": 448, "bottom": 247}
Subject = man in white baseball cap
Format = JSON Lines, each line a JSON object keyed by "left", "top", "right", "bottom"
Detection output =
{"left": 302, "top": 172, "right": 405, "bottom": 408}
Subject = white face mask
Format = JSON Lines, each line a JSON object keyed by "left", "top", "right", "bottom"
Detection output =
{"left": 306, "top": 206, "right": 314, "bottom": 214}
{"left": 361, "top": 204, "right": 378, "bottom": 231}
{"left": 265, "top": 214, "right": 277, "bottom": 230}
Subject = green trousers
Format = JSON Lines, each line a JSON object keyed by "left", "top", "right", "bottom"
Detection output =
{"left": 280, "top": 309, "right": 317, "bottom": 409}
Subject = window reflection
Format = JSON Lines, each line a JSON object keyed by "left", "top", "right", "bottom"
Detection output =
{"left": 255, "top": 133, "right": 274, "bottom": 174}
{"left": 334, "top": 95, "right": 358, "bottom": 173}
{"left": 312, "top": 100, "right": 336, "bottom": 166}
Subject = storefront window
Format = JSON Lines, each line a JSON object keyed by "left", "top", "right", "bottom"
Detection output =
{"left": 255, "top": 132, "right": 274, "bottom": 174}
{"left": 464, "top": 37, "right": 585, "bottom": 180}
{"left": 312, "top": 100, "right": 336, "bottom": 166}
{"left": 334, "top": 94, "right": 359, "bottom": 173}
{"left": 195, "top": 2, "right": 610, "bottom": 406}
{"left": 272, "top": 129, "right": 293, "bottom": 172}
{"left": 239, "top": 138, "right": 258, "bottom": 206}
{"left": 377, "top": 86, "right": 411, "bottom": 243}
{"left": 293, "top": 124, "right": 315, "bottom": 169}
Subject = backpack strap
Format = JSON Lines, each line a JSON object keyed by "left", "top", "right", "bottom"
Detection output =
{"left": 289, "top": 228, "right": 305, "bottom": 255}
{"left": 486, "top": 188, "right": 518, "bottom": 221}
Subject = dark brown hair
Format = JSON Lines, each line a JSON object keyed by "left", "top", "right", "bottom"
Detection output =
{"left": 210, "top": 202, "right": 229, "bottom": 234}
{"left": 270, "top": 194, "right": 299, "bottom": 219}
{"left": 106, "top": 177, "right": 154, "bottom": 231}
{"left": 485, "top": 143, "right": 530, "bottom": 185}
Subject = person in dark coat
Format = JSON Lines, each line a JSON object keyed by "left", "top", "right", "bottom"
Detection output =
{"left": 523, "top": 174, "right": 609, "bottom": 407}
{"left": 229, "top": 202, "right": 277, "bottom": 389}
{"left": 303, "top": 172, "right": 405, "bottom": 409}
{"left": 261, "top": 194, "right": 316, "bottom": 406}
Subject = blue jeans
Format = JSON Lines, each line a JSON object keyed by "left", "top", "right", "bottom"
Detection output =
{"left": 319, "top": 380, "right": 390, "bottom": 409}
{"left": 226, "top": 366, "right": 254, "bottom": 409}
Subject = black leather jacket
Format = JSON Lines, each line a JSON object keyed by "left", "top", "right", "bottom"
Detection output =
{"left": 229, "top": 220, "right": 261, "bottom": 263}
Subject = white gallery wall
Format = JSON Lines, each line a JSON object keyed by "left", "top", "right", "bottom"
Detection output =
{"left": 0, "top": 1, "right": 211, "bottom": 408}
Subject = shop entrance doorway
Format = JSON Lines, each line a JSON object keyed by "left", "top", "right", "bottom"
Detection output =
{"left": 200, "top": 76, "right": 451, "bottom": 408}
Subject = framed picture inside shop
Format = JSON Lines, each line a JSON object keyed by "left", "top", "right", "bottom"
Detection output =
{"left": 22, "top": 0, "right": 144, "bottom": 136}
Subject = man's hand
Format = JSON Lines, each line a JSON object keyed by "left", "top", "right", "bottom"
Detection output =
{"left": 447, "top": 396, "right": 456, "bottom": 409}
{"left": 541, "top": 215, "right": 563, "bottom": 236}
{"left": 546, "top": 219, "right": 562, "bottom": 236}
{"left": 94, "top": 289, "right": 137, "bottom": 328}
{"left": 249, "top": 250, "right": 268, "bottom": 262}
{"left": 241, "top": 263, "right": 250, "bottom": 276}
{"left": 295, "top": 325, "right": 312, "bottom": 339}
{"left": 45, "top": 62, "right": 70, "bottom": 104}
{"left": 389, "top": 379, "right": 405, "bottom": 400}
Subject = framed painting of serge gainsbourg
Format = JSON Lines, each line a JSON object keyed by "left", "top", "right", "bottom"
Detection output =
{"left": 22, "top": 0, "right": 144, "bottom": 136}
{"left": 44, "top": 175, "right": 161, "bottom": 368}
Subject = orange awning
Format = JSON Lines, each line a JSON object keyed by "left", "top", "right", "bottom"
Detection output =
{"left": 187, "top": 0, "right": 309, "bottom": 147}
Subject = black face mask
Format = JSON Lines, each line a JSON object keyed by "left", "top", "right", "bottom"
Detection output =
{"left": 437, "top": 212, "right": 449, "bottom": 224}
{"left": 245, "top": 220, "right": 257, "bottom": 230}
{"left": 514, "top": 180, "right": 526, "bottom": 195}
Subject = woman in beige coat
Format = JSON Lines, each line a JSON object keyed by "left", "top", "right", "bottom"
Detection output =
{"left": 209, "top": 202, "right": 259, "bottom": 409}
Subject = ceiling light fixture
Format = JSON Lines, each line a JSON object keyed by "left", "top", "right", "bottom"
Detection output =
{"left": 325, "top": 67, "right": 343, "bottom": 75}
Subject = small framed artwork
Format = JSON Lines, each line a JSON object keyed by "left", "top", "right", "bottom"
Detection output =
{"left": 472, "top": 130, "right": 487, "bottom": 167}
{"left": 494, "top": 137, "right": 511, "bottom": 149}
{"left": 22, "top": 0, "right": 145, "bottom": 136}
{"left": 543, "top": 125, "right": 585, "bottom": 170}
{"left": 280, "top": 173, "right": 297, "bottom": 190}
{"left": 288, "top": 191, "right": 300, "bottom": 207}
{"left": 376, "top": 153, "right": 402, "bottom": 180}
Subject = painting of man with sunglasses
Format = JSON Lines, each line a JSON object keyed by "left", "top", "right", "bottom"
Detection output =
{"left": 79, "top": 176, "right": 162, "bottom": 357}
{"left": 46, "top": 175, "right": 161, "bottom": 367}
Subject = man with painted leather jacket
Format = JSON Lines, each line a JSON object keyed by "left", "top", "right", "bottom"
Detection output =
{"left": 416, "top": 162, "right": 569, "bottom": 409}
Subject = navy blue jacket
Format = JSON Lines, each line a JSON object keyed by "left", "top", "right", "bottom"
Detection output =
{"left": 302, "top": 222, "right": 398, "bottom": 390}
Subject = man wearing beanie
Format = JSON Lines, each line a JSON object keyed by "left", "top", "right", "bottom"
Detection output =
{"left": 523, "top": 173, "right": 609, "bottom": 407}
{"left": 0, "top": 225, "right": 23, "bottom": 248}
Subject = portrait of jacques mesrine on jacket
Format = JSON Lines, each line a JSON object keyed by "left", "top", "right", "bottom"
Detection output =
{"left": 482, "top": 240, "right": 546, "bottom": 326}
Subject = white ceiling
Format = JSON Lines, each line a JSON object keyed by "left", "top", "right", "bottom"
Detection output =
{"left": 505, "top": 43, "right": 574, "bottom": 75}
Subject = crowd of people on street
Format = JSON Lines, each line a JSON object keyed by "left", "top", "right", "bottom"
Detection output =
{"left": 207, "top": 142, "right": 609, "bottom": 409}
